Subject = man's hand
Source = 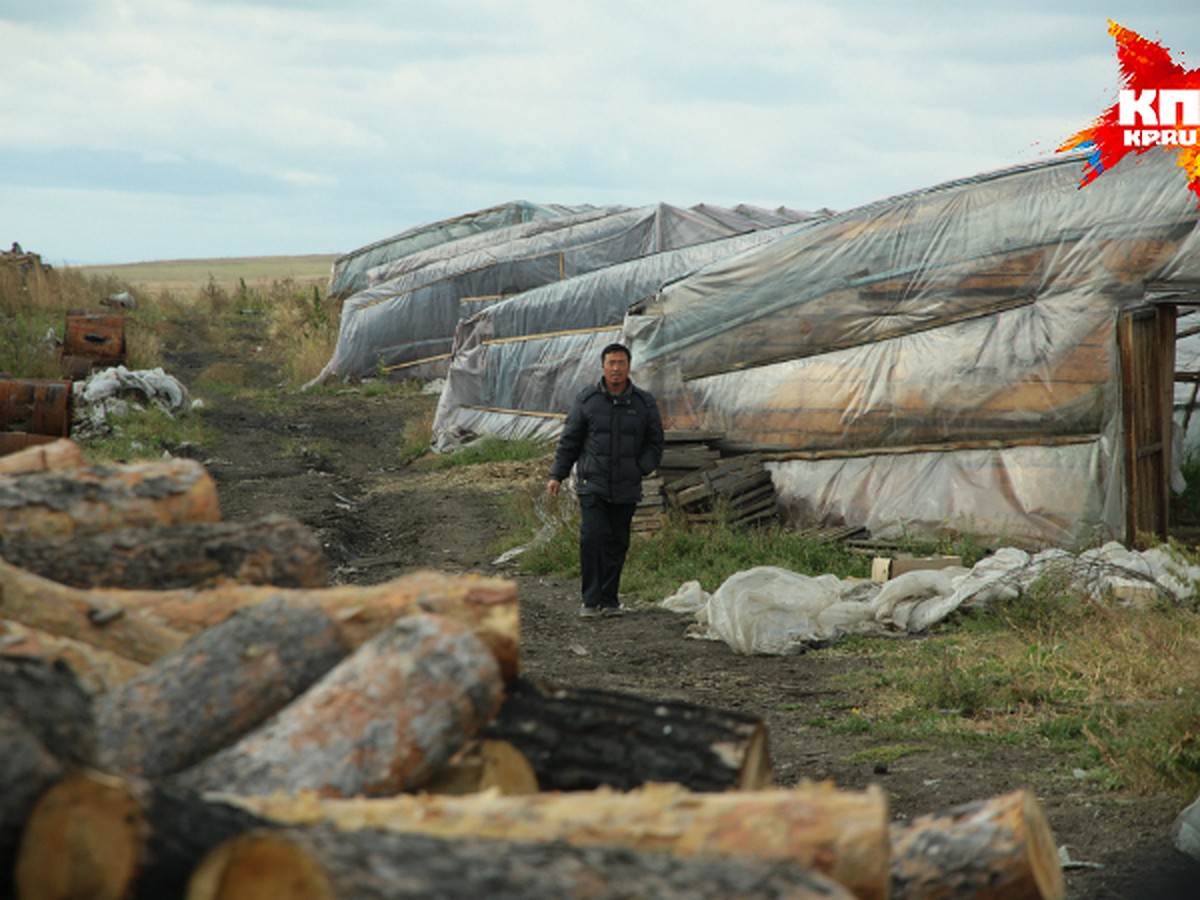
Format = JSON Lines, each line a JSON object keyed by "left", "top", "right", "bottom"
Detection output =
{"left": 546, "top": 478, "right": 562, "bottom": 497}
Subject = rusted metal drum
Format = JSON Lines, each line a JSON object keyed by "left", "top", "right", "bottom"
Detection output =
{"left": 62, "top": 311, "right": 126, "bottom": 377}
{"left": 0, "top": 377, "right": 73, "bottom": 437}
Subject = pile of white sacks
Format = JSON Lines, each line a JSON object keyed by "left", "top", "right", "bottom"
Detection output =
{"left": 70, "top": 366, "right": 200, "bottom": 439}
{"left": 661, "top": 542, "right": 1200, "bottom": 655}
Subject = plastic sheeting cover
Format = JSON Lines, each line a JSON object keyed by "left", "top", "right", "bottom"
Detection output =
{"left": 328, "top": 201, "right": 588, "bottom": 299}
{"left": 431, "top": 222, "right": 819, "bottom": 450}
{"left": 626, "top": 152, "right": 1200, "bottom": 545}
{"left": 313, "top": 202, "right": 808, "bottom": 386}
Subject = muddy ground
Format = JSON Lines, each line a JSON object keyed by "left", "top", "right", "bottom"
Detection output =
{"left": 164, "top": 315, "right": 1199, "bottom": 899}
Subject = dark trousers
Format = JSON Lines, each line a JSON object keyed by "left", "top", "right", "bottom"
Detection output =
{"left": 578, "top": 494, "right": 636, "bottom": 609}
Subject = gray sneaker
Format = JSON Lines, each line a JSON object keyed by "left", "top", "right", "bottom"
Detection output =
{"left": 601, "top": 606, "right": 625, "bottom": 617}
{"left": 579, "top": 605, "right": 601, "bottom": 618}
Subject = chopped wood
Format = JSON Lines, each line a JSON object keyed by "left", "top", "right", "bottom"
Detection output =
{"left": 0, "top": 433, "right": 60, "bottom": 459}
{"left": 186, "top": 825, "right": 857, "bottom": 900}
{"left": 482, "top": 676, "right": 773, "bottom": 792}
{"left": 0, "top": 656, "right": 95, "bottom": 893}
{"left": 0, "top": 438, "right": 85, "bottom": 474}
{"left": 0, "top": 558, "right": 191, "bottom": 664}
{"left": 0, "top": 513, "right": 329, "bottom": 590}
{"left": 95, "top": 567, "right": 520, "bottom": 679}
{"left": 174, "top": 613, "right": 504, "bottom": 798}
{"left": 96, "top": 598, "right": 350, "bottom": 778}
{"left": 220, "top": 780, "right": 889, "bottom": 900}
{"left": 14, "top": 769, "right": 144, "bottom": 900}
{"left": 0, "top": 655, "right": 95, "bottom": 767}
{"left": 0, "top": 458, "right": 221, "bottom": 540}
{"left": 12, "top": 770, "right": 275, "bottom": 900}
{"left": 0, "top": 716, "right": 68, "bottom": 896}
{"left": 0, "top": 559, "right": 519, "bottom": 676}
{"left": 0, "top": 620, "right": 144, "bottom": 695}
{"left": 420, "top": 738, "right": 539, "bottom": 796}
{"left": 888, "top": 788, "right": 1065, "bottom": 900}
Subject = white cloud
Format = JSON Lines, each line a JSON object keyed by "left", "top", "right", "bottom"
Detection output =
{"left": 1, "top": 0, "right": 1198, "bottom": 262}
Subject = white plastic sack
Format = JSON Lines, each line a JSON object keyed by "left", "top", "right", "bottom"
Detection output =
{"left": 660, "top": 542, "right": 1195, "bottom": 656}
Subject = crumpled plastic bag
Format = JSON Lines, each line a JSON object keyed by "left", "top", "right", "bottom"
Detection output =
{"left": 666, "top": 566, "right": 881, "bottom": 654}
{"left": 72, "top": 365, "right": 197, "bottom": 438}
{"left": 660, "top": 542, "right": 1195, "bottom": 656}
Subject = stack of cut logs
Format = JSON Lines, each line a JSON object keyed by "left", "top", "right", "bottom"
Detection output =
{"left": 1, "top": 439, "right": 1066, "bottom": 899}
{"left": 635, "top": 431, "right": 780, "bottom": 532}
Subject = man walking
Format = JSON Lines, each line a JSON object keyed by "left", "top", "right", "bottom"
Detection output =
{"left": 547, "top": 342, "right": 664, "bottom": 617}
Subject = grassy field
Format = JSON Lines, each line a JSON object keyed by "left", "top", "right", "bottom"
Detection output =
{"left": 73, "top": 254, "right": 339, "bottom": 296}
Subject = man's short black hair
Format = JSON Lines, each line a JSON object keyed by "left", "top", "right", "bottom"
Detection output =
{"left": 601, "top": 342, "right": 631, "bottom": 362}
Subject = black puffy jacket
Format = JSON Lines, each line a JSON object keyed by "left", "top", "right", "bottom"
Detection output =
{"left": 550, "top": 380, "right": 664, "bottom": 504}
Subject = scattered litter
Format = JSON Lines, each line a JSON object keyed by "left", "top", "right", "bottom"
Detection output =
{"left": 71, "top": 365, "right": 198, "bottom": 439}
{"left": 101, "top": 290, "right": 137, "bottom": 309}
{"left": 492, "top": 490, "right": 577, "bottom": 566}
{"left": 1058, "top": 845, "right": 1105, "bottom": 870}
{"left": 1174, "top": 793, "right": 1200, "bottom": 862}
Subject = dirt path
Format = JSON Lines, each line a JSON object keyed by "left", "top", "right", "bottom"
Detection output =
{"left": 166, "top": 315, "right": 1199, "bottom": 899}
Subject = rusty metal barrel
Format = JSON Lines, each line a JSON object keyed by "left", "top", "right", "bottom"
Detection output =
{"left": 0, "top": 377, "right": 73, "bottom": 437}
{"left": 62, "top": 311, "right": 126, "bottom": 377}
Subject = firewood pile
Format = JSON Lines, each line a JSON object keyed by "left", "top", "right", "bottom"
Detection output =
{"left": 634, "top": 431, "right": 781, "bottom": 533}
{"left": 0, "top": 439, "right": 1066, "bottom": 899}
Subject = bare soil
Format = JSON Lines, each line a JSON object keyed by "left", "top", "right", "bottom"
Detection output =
{"left": 165, "top": 314, "right": 1199, "bottom": 899}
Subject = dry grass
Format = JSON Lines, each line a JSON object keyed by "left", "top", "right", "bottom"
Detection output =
{"left": 73, "top": 255, "right": 337, "bottom": 298}
{"left": 832, "top": 578, "right": 1200, "bottom": 797}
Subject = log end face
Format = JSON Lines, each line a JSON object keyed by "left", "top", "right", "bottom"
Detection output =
{"left": 186, "top": 831, "right": 333, "bottom": 900}
{"left": 1022, "top": 789, "right": 1066, "bottom": 900}
{"left": 14, "top": 771, "right": 145, "bottom": 900}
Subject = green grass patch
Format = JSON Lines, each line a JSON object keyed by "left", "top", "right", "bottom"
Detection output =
{"left": 81, "top": 405, "right": 210, "bottom": 463}
{"left": 844, "top": 744, "right": 930, "bottom": 766}
{"left": 424, "top": 437, "right": 554, "bottom": 470}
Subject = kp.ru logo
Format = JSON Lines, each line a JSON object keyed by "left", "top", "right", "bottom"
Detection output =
{"left": 1118, "top": 89, "right": 1199, "bottom": 147}
{"left": 1059, "top": 21, "right": 1200, "bottom": 203}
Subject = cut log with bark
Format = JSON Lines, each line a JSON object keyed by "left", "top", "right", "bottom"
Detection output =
{"left": 0, "top": 559, "right": 518, "bottom": 676}
{"left": 96, "top": 598, "right": 350, "bottom": 778}
{"left": 0, "top": 656, "right": 96, "bottom": 896}
{"left": 0, "top": 513, "right": 329, "bottom": 590}
{"left": 420, "top": 738, "right": 539, "bottom": 796}
{"left": 175, "top": 613, "right": 504, "bottom": 798}
{"left": 1, "top": 619, "right": 145, "bottom": 695}
{"left": 14, "top": 768, "right": 145, "bottom": 900}
{"left": 0, "top": 655, "right": 95, "bottom": 767}
{"left": 0, "top": 437, "right": 85, "bottom": 474}
{"left": 482, "top": 676, "right": 773, "bottom": 792}
{"left": 1, "top": 716, "right": 68, "bottom": 898}
{"left": 186, "top": 825, "right": 857, "bottom": 900}
{"left": 0, "top": 458, "right": 220, "bottom": 540}
{"left": 888, "top": 788, "right": 1065, "bottom": 900}
{"left": 0, "top": 558, "right": 191, "bottom": 664}
{"left": 13, "top": 770, "right": 275, "bottom": 900}
{"left": 219, "top": 780, "right": 890, "bottom": 900}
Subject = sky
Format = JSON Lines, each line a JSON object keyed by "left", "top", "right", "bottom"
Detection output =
{"left": 2, "top": 1, "right": 1198, "bottom": 265}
